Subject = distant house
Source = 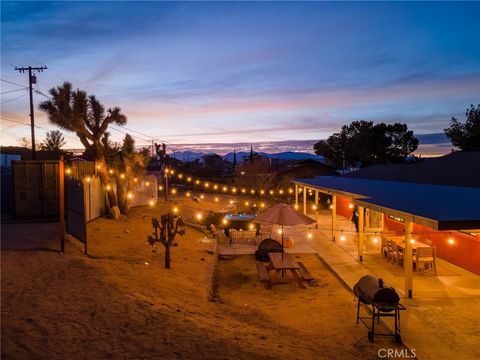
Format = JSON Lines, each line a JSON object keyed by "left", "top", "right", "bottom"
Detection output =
{"left": 273, "top": 159, "right": 337, "bottom": 187}
{"left": 344, "top": 151, "right": 480, "bottom": 188}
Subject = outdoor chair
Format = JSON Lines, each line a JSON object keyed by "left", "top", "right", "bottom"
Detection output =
{"left": 259, "top": 226, "right": 273, "bottom": 241}
{"left": 229, "top": 229, "right": 257, "bottom": 245}
{"left": 413, "top": 246, "right": 437, "bottom": 274}
{"left": 390, "top": 242, "right": 403, "bottom": 266}
{"left": 381, "top": 237, "right": 389, "bottom": 260}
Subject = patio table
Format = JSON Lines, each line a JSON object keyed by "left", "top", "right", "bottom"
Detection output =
{"left": 267, "top": 253, "right": 305, "bottom": 288}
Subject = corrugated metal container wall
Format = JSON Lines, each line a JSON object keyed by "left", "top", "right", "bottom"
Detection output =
{"left": 13, "top": 160, "right": 60, "bottom": 217}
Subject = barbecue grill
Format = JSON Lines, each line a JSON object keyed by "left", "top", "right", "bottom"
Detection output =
{"left": 353, "top": 275, "right": 406, "bottom": 343}
{"left": 255, "top": 238, "right": 283, "bottom": 262}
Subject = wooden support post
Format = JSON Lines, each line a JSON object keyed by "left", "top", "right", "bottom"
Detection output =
{"left": 315, "top": 190, "right": 319, "bottom": 207}
{"left": 314, "top": 190, "right": 319, "bottom": 228}
{"left": 59, "top": 156, "right": 65, "bottom": 253}
{"left": 303, "top": 186, "right": 307, "bottom": 215}
{"left": 295, "top": 184, "right": 298, "bottom": 206}
{"left": 358, "top": 205, "right": 364, "bottom": 262}
{"left": 331, "top": 194, "right": 336, "bottom": 241}
{"left": 404, "top": 220, "right": 414, "bottom": 298}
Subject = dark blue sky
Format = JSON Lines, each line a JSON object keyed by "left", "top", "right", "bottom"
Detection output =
{"left": 1, "top": 1, "right": 479, "bottom": 155}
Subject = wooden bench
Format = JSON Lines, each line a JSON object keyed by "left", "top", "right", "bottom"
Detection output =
{"left": 297, "top": 262, "right": 314, "bottom": 281}
{"left": 256, "top": 261, "right": 271, "bottom": 289}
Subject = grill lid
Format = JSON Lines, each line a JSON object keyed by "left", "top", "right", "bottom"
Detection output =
{"left": 353, "top": 275, "right": 400, "bottom": 304}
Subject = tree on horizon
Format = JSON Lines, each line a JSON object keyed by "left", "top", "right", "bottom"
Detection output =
{"left": 444, "top": 104, "right": 480, "bottom": 151}
{"left": 41, "top": 130, "right": 66, "bottom": 152}
{"left": 313, "top": 120, "right": 418, "bottom": 169}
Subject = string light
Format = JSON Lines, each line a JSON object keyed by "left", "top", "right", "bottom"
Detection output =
{"left": 213, "top": 184, "right": 218, "bottom": 190}
{"left": 200, "top": 194, "right": 205, "bottom": 199}
{"left": 249, "top": 224, "right": 255, "bottom": 230}
{"left": 329, "top": 205, "right": 334, "bottom": 209}
{"left": 232, "top": 188, "right": 237, "bottom": 193}
{"left": 205, "top": 182, "right": 210, "bottom": 188}
{"left": 170, "top": 170, "right": 175, "bottom": 175}
{"left": 158, "top": 185, "right": 163, "bottom": 191}
{"left": 288, "top": 188, "right": 293, "bottom": 194}
{"left": 120, "top": 173, "right": 125, "bottom": 179}
{"left": 229, "top": 200, "right": 234, "bottom": 205}
{"left": 260, "top": 202, "right": 265, "bottom": 208}
{"left": 178, "top": 174, "right": 183, "bottom": 179}
{"left": 223, "top": 218, "right": 228, "bottom": 225}
{"left": 349, "top": 204, "right": 354, "bottom": 209}
{"left": 145, "top": 182, "right": 150, "bottom": 186}
{"left": 65, "top": 168, "right": 71, "bottom": 174}
{"left": 277, "top": 229, "right": 283, "bottom": 235}
{"left": 127, "top": 192, "right": 133, "bottom": 199}
{"left": 106, "top": 184, "right": 111, "bottom": 191}
{"left": 250, "top": 189, "right": 255, "bottom": 195}
{"left": 186, "top": 192, "right": 191, "bottom": 197}
{"left": 410, "top": 239, "right": 415, "bottom": 244}
{"left": 173, "top": 206, "right": 179, "bottom": 213}
{"left": 307, "top": 232, "right": 313, "bottom": 239}
{"left": 171, "top": 188, "right": 177, "bottom": 195}
{"left": 222, "top": 186, "right": 228, "bottom": 192}
{"left": 294, "top": 204, "right": 299, "bottom": 210}
{"left": 195, "top": 180, "right": 200, "bottom": 185}
{"left": 241, "top": 188, "right": 246, "bottom": 194}
{"left": 149, "top": 200, "right": 155, "bottom": 206}
{"left": 134, "top": 178, "right": 138, "bottom": 182}
{"left": 448, "top": 237, "right": 455, "bottom": 245}
{"left": 245, "top": 201, "right": 250, "bottom": 206}
{"left": 312, "top": 204, "right": 317, "bottom": 211}
{"left": 187, "top": 177, "right": 192, "bottom": 182}
{"left": 260, "top": 190, "right": 265, "bottom": 195}
{"left": 279, "top": 189, "right": 284, "bottom": 195}
{"left": 86, "top": 177, "right": 91, "bottom": 183}
{"left": 109, "top": 169, "right": 114, "bottom": 174}
{"left": 196, "top": 212, "right": 203, "bottom": 220}
{"left": 96, "top": 164, "right": 101, "bottom": 169}
{"left": 269, "top": 190, "right": 274, "bottom": 195}
{"left": 214, "top": 197, "right": 219, "bottom": 202}
{"left": 373, "top": 236, "right": 379, "bottom": 244}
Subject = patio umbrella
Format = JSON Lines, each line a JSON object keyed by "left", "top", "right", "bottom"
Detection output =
{"left": 254, "top": 203, "right": 315, "bottom": 258}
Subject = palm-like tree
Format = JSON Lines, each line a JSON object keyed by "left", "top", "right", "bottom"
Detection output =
{"left": 39, "top": 82, "right": 127, "bottom": 218}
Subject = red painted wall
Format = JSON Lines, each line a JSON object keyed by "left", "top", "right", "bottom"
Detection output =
{"left": 384, "top": 216, "right": 480, "bottom": 275}
{"left": 336, "top": 195, "right": 353, "bottom": 218}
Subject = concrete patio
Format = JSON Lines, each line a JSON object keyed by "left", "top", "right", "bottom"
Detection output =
{"left": 295, "top": 211, "right": 480, "bottom": 360}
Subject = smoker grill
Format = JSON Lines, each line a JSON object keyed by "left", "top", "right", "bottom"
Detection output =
{"left": 353, "top": 275, "right": 406, "bottom": 343}
{"left": 255, "top": 238, "right": 283, "bottom": 262}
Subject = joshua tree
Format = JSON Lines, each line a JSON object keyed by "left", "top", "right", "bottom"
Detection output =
{"left": 39, "top": 82, "right": 127, "bottom": 218}
{"left": 147, "top": 214, "right": 185, "bottom": 269}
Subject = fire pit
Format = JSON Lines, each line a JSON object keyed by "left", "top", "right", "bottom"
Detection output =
{"left": 353, "top": 275, "right": 406, "bottom": 343}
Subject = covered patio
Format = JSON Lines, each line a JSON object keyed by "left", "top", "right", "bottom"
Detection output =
{"left": 291, "top": 177, "right": 480, "bottom": 298}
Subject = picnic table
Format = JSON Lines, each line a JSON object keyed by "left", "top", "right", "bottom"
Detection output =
{"left": 256, "top": 253, "right": 314, "bottom": 288}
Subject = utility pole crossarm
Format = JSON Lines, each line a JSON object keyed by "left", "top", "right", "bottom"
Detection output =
{"left": 14, "top": 66, "right": 48, "bottom": 160}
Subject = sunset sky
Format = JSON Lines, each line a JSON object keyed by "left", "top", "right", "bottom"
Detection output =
{"left": 1, "top": 1, "right": 479, "bottom": 155}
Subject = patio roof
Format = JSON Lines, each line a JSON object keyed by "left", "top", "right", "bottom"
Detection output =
{"left": 291, "top": 177, "right": 480, "bottom": 231}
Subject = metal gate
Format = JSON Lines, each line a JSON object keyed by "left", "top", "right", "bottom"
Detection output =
{"left": 65, "top": 178, "right": 88, "bottom": 254}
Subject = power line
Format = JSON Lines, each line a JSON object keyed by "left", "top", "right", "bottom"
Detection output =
{"left": 0, "top": 92, "right": 28, "bottom": 104}
{"left": 1, "top": 87, "right": 28, "bottom": 95}
{"left": 1, "top": 78, "right": 27, "bottom": 88}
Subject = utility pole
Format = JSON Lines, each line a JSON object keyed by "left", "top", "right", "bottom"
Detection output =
{"left": 15, "top": 66, "right": 48, "bottom": 160}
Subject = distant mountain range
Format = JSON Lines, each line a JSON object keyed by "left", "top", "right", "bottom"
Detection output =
{"left": 170, "top": 150, "right": 325, "bottom": 163}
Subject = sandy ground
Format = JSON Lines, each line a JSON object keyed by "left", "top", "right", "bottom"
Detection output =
{"left": 2, "top": 195, "right": 402, "bottom": 359}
